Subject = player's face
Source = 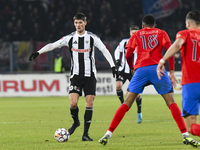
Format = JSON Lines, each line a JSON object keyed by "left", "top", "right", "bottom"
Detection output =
{"left": 74, "top": 19, "right": 87, "bottom": 34}
{"left": 130, "top": 30, "right": 138, "bottom": 36}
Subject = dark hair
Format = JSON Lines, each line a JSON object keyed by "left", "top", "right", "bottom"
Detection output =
{"left": 130, "top": 25, "right": 139, "bottom": 31}
{"left": 73, "top": 13, "right": 87, "bottom": 21}
{"left": 142, "top": 15, "right": 155, "bottom": 27}
{"left": 186, "top": 10, "right": 200, "bottom": 25}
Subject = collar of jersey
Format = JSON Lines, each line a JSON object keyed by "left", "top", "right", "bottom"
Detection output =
{"left": 76, "top": 31, "right": 87, "bottom": 37}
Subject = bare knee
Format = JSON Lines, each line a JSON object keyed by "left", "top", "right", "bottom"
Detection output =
{"left": 86, "top": 95, "right": 95, "bottom": 107}
{"left": 69, "top": 93, "right": 79, "bottom": 108}
{"left": 116, "top": 81, "right": 123, "bottom": 91}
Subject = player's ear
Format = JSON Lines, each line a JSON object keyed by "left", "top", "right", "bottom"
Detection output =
{"left": 142, "top": 23, "right": 145, "bottom": 28}
{"left": 186, "top": 20, "right": 190, "bottom": 29}
{"left": 85, "top": 21, "right": 87, "bottom": 26}
{"left": 154, "top": 24, "right": 157, "bottom": 28}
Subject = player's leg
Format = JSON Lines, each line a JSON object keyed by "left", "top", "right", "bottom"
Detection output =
{"left": 99, "top": 91, "right": 138, "bottom": 145}
{"left": 127, "top": 72, "right": 142, "bottom": 123}
{"left": 82, "top": 74, "right": 96, "bottom": 141}
{"left": 136, "top": 94, "right": 142, "bottom": 123}
{"left": 182, "top": 83, "right": 200, "bottom": 137}
{"left": 185, "top": 115, "right": 199, "bottom": 135}
{"left": 116, "top": 74, "right": 124, "bottom": 104}
{"left": 153, "top": 65, "right": 200, "bottom": 147}
{"left": 99, "top": 67, "right": 147, "bottom": 145}
{"left": 152, "top": 64, "right": 186, "bottom": 134}
{"left": 68, "top": 93, "right": 81, "bottom": 135}
{"left": 162, "top": 92, "right": 188, "bottom": 135}
{"left": 162, "top": 92, "right": 200, "bottom": 147}
{"left": 67, "top": 75, "right": 83, "bottom": 135}
{"left": 82, "top": 94, "right": 95, "bottom": 141}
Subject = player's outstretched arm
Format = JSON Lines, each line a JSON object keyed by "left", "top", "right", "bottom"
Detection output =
{"left": 29, "top": 41, "right": 61, "bottom": 61}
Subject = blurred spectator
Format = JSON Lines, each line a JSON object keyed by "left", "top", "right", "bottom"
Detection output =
{"left": 174, "top": 52, "right": 182, "bottom": 71}
{"left": 54, "top": 51, "right": 66, "bottom": 73}
{"left": 0, "top": 0, "right": 199, "bottom": 42}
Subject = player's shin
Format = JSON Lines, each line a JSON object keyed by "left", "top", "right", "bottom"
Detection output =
{"left": 108, "top": 104, "right": 129, "bottom": 132}
{"left": 169, "top": 103, "right": 187, "bottom": 134}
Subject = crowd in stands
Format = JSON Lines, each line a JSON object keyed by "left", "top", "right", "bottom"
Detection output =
{"left": 0, "top": 0, "right": 199, "bottom": 42}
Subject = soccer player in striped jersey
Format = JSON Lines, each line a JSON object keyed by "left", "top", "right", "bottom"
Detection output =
{"left": 157, "top": 10, "right": 200, "bottom": 145}
{"left": 114, "top": 25, "right": 142, "bottom": 124}
{"left": 29, "top": 13, "right": 117, "bottom": 141}
{"left": 99, "top": 14, "right": 200, "bottom": 147}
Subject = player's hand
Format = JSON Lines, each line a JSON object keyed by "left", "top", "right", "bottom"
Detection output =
{"left": 169, "top": 70, "right": 178, "bottom": 88}
{"left": 111, "top": 67, "right": 118, "bottom": 78}
{"left": 115, "top": 59, "right": 121, "bottom": 67}
{"left": 130, "top": 68, "right": 135, "bottom": 76}
{"left": 29, "top": 52, "right": 39, "bottom": 61}
{"left": 157, "top": 61, "right": 165, "bottom": 80}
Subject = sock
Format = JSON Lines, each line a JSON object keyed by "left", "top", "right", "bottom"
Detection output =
{"left": 136, "top": 96, "right": 142, "bottom": 113}
{"left": 70, "top": 107, "right": 79, "bottom": 124}
{"left": 83, "top": 107, "right": 93, "bottom": 136}
{"left": 182, "top": 132, "right": 189, "bottom": 138}
{"left": 117, "top": 89, "right": 124, "bottom": 104}
{"left": 169, "top": 103, "right": 187, "bottom": 134}
{"left": 105, "top": 130, "right": 113, "bottom": 139}
{"left": 108, "top": 104, "right": 129, "bottom": 132}
{"left": 190, "top": 123, "right": 200, "bottom": 137}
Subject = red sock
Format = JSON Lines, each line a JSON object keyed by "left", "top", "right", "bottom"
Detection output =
{"left": 169, "top": 103, "right": 187, "bottom": 133}
{"left": 190, "top": 124, "right": 200, "bottom": 137}
{"left": 108, "top": 104, "right": 129, "bottom": 132}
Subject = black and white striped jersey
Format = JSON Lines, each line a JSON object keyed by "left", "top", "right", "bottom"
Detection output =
{"left": 38, "top": 31, "right": 115, "bottom": 78}
{"left": 114, "top": 38, "right": 137, "bottom": 74}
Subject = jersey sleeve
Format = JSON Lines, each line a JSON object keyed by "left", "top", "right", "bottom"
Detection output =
{"left": 94, "top": 36, "right": 106, "bottom": 50}
{"left": 162, "top": 31, "right": 174, "bottom": 70}
{"left": 57, "top": 35, "right": 71, "bottom": 48}
{"left": 125, "top": 34, "right": 136, "bottom": 69}
{"left": 114, "top": 40, "right": 123, "bottom": 60}
{"left": 176, "top": 30, "right": 187, "bottom": 42}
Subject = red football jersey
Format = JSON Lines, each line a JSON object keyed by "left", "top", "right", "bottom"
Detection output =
{"left": 176, "top": 28, "right": 200, "bottom": 85}
{"left": 126, "top": 27, "right": 174, "bottom": 70}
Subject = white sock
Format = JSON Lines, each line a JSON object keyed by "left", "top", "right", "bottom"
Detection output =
{"left": 182, "top": 132, "right": 189, "bottom": 138}
{"left": 105, "top": 130, "right": 112, "bottom": 139}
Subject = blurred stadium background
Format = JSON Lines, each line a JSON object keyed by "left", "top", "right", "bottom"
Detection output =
{"left": 0, "top": 0, "right": 200, "bottom": 73}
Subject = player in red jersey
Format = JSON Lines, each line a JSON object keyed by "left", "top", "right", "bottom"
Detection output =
{"left": 157, "top": 10, "right": 200, "bottom": 140}
{"left": 99, "top": 14, "right": 200, "bottom": 147}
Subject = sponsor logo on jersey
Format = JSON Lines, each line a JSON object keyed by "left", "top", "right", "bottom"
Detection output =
{"left": 176, "top": 34, "right": 181, "bottom": 38}
{"left": 72, "top": 47, "right": 91, "bottom": 53}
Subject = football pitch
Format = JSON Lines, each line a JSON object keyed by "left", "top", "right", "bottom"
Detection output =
{"left": 0, "top": 95, "right": 198, "bottom": 150}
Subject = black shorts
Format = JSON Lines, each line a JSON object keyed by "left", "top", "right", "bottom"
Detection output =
{"left": 69, "top": 74, "right": 96, "bottom": 96}
{"left": 116, "top": 71, "right": 132, "bottom": 84}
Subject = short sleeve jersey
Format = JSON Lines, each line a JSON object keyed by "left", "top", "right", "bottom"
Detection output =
{"left": 126, "top": 27, "right": 171, "bottom": 70}
{"left": 176, "top": 28, "right": 200, "bottom": 85}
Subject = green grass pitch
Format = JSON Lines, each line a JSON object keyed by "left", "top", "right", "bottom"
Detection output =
{"left": 0, "top": 95, "right": 199, "bottom": 150}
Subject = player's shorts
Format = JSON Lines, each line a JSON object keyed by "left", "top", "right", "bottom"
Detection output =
{"left": 127, "top": 65, "right": 173, "bottom": 94}
{"left": 69, "top": 74, "right": 96, "bottom": 96}
{"left": 116, "top": 71, "right": 132, "bottom": 84}
{"left": 182, "top": 83, "right": 200, "bottom": 118}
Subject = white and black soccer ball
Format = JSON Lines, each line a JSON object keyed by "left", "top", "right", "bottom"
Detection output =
{"left": 54, "top": 128, "right": 70, "bottom": 142}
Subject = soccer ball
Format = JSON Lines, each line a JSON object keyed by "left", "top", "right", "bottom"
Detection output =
{"left": 54, "top": 128, "right": 70, "bottom": 142}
